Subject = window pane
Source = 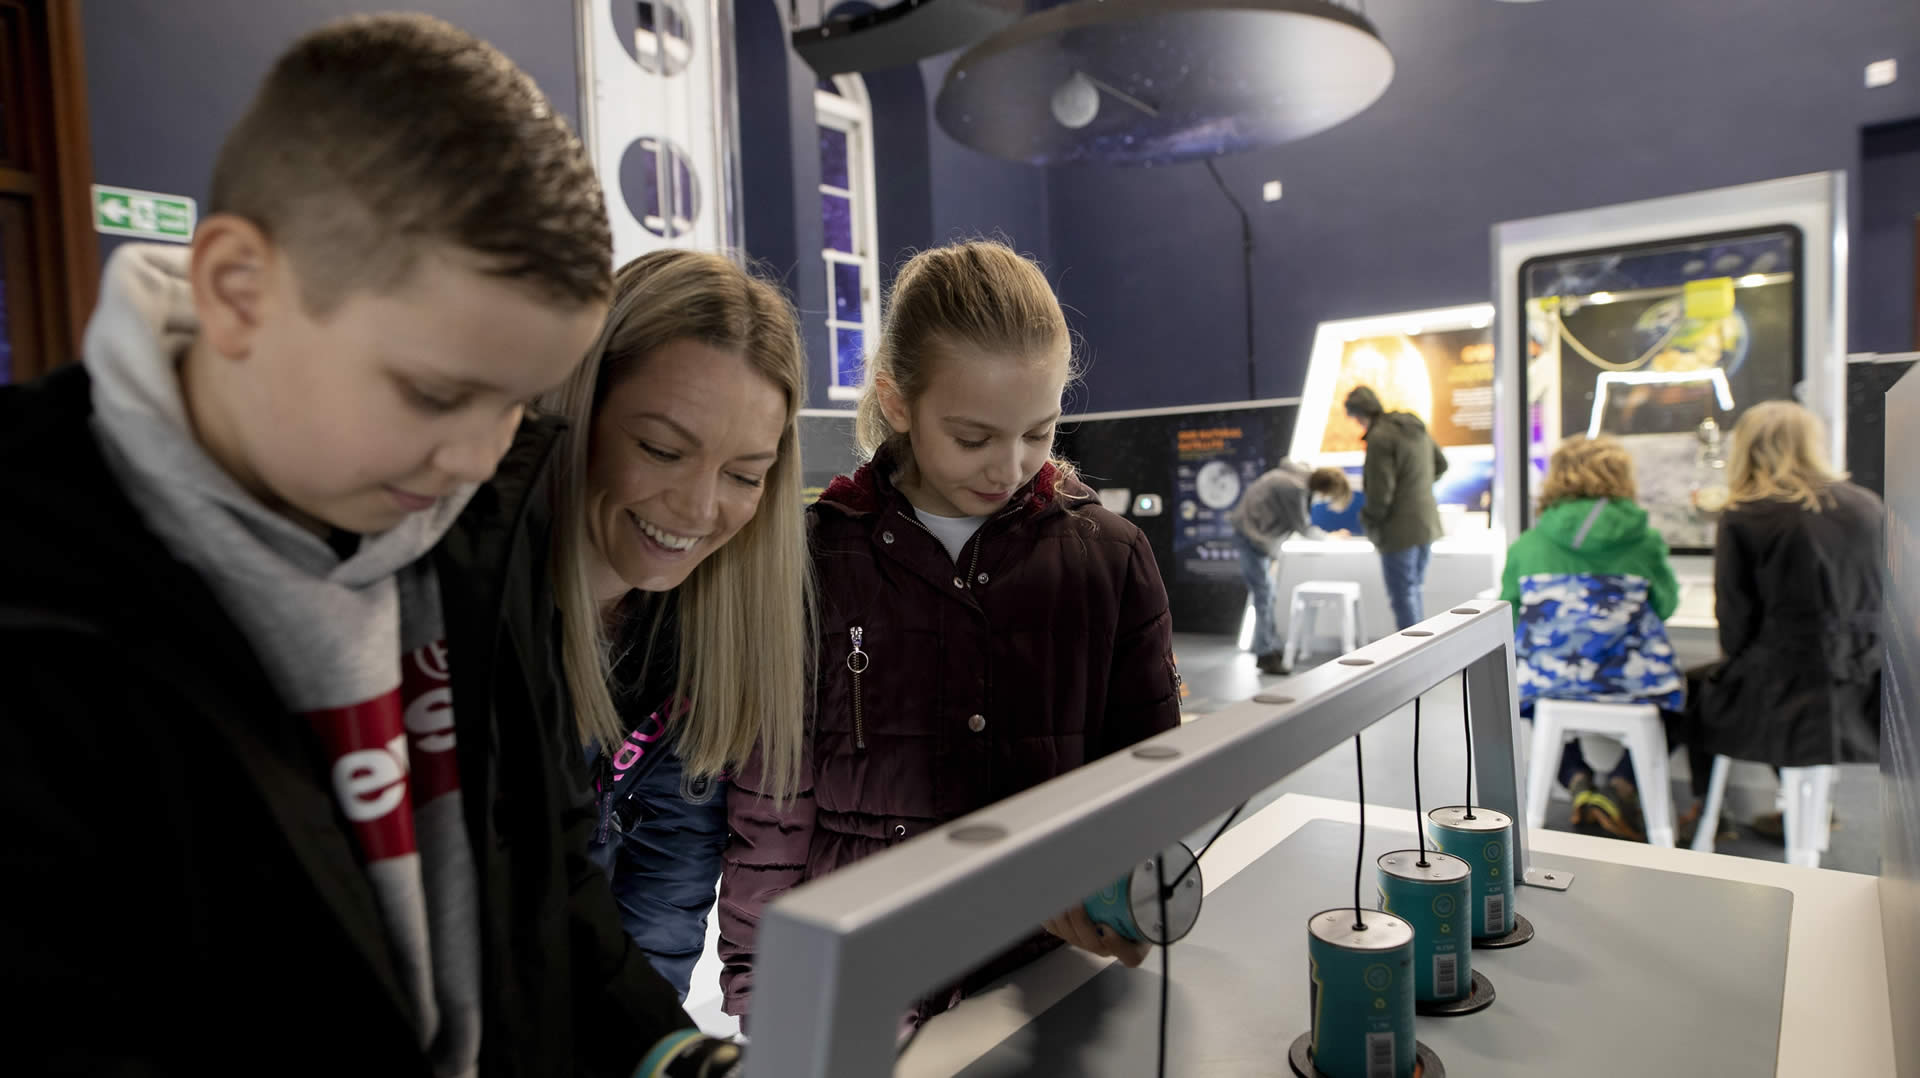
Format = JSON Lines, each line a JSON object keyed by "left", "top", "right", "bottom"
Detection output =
{"left": 834, "top": 263, "right": 863, "bottom": 323}
{"left": 835, "top": 328, "right": 865, "bottom": 389}
{"left": 632, "top": 0, "right": 694, "bottom": 76}
{"left": 821, "top": 193, "right": 853, "bottom": 254}
{"left": 624, "top": 136, "right": 701, "bottom": 239}
{"left": 818, "top": 126, "right": 850, "bottom": 191}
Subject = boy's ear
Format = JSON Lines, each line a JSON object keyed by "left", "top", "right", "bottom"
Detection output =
{"left": 190, "top": 214, "right": 274, "bottom": 360}
{"left": 876, "top": 375, "right": 912, "bottom": 435}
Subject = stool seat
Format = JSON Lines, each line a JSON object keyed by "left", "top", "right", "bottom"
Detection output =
{"left": 1294, "top": 579, "right": 1361, "bottom": 599}
{"left": 1281, "top": 580, "right": 1365, "bottom": 669}
{"left": 1525, "top": 699, "right": 1676, "bottom": 847}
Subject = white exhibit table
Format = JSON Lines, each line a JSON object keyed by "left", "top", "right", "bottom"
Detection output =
{"left": 1271, "top": 534, "right": 1499, "bottom": 644}
{"left": 899, "top": 793, "right": 1895, "bottom": 1078}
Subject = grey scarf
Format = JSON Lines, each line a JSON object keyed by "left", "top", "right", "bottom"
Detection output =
{"left": 85, "top": 244, "right": 483, "bottom": 1076}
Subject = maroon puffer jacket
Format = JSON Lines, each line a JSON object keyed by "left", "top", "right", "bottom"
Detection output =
{"left": 717, "top": 452, "right": 1182, "bottom": 1019}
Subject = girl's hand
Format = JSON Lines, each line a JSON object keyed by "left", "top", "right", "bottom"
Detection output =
{"left": 1042, "top": 905, "right": 1152, "bottom": 968}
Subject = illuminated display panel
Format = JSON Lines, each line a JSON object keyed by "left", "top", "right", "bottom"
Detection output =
{"left": 1519, "top": 226, "right": 1803, "bottom": 554}
{"left": 1292, "top": 304, "right": 1498, "bottom": 534}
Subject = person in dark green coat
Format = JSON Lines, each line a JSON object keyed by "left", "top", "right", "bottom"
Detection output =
{"left": 1345, "top": 386, "right": 1448, "bottom": 628}
{"left": 1501, "top": 436, "right": 1683, "bottom": 841}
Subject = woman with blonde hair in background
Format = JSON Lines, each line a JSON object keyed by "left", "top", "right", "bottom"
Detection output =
{"left": 1675, "top": 400, "right": 1882, "bottom": 840}
{"left": 545, "top": 249, "right": 812, "bottom": 1000}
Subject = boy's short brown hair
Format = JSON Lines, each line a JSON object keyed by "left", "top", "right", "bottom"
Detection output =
{"left": 209, "top": 13, "right": 611, "bottom": 314}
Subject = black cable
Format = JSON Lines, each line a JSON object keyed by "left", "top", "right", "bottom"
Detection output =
{"left": 1353, "top": 735, "right": 1366, "bottom": 931}
{"left": 1202, "top": 158, "right": 1257, "bottom": 401}
{"left": 1149, "top": 800, "right": 1253, "bottom": 1074}
{"left": 1414, "top": 695, "right": 1428, "bottom": 866}
{"left": 1152, "top": 800, "right": 1242, "bottom": 1077}
{"left": 1165, "top": 800, "right": 1245, "bottom": 895}
{"left": 1157, "top": 855, "right": 1171, "bottom": 1078}
{"left": 1462, "top": 671, "right": 1476, "bottom": 820}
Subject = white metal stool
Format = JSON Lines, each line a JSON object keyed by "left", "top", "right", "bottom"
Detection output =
{"left": 1280, "top": 580, "right": 1364, "bottom": 670}
{"left": 1525, "top": 699, "right": 1677, "bottom": 847}
{"left": 1691, "top": 756, "right": 1836, "bottom": 867}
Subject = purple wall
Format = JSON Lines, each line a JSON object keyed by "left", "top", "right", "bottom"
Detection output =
{"left": 81, "top": 1, "right": 583, "bottom": 267}
{"left": 1041, "top": 0, "right": 1920, "bottom": 411}
{"left": 75, "top": 1, "right": 1920, "bottom": 412}
{"left": 1856, "top": 119, "right": 1920, "bottom": 354}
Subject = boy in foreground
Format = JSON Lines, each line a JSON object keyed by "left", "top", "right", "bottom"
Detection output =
{"left": 0, "top": 14, "right": 735, "bottom": 1076}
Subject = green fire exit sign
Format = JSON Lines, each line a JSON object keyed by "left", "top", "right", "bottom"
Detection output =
{"left": 92, "top": 184, "right": 196, "bottom": 243}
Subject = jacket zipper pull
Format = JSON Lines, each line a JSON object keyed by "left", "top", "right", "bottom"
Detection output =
{"left": 848, "top": 626, "right": 869, "bottom": 750}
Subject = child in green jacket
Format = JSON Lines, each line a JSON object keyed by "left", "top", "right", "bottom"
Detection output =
{"left": 1501, "top": 436, "right": 1684, "bottom": 841}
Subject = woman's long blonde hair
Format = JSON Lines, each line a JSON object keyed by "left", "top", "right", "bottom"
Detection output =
{"left": 1728, "top": 400, "right": 1844, "bottom": 512}
{"left": 855, "top": 240, "right": 1079, "bottom": 479}
{"left": 545, "top": 250, "right": 812, "bottom": 800}
{"left": 1538, "top": 435, "right": 1638, "bottom": 511}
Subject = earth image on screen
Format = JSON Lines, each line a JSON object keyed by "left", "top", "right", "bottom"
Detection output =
{"left": 1633, "top": 297, "right": 1750, "bottom": 376}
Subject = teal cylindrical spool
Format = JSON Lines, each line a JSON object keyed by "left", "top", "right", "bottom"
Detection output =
{"left": 1307, "top": 908, "right": 1416, "bottom": 1078}
{"left": 1083, "top": 878, "right": 1141, "bottom": 940}
{"left": 1082, "top": 842, "right": 1202, "bottom": 945}
{"left": 1427, "top": 806, "right": 1515, "bottom": 939}
{"left": 1376, "top": 850, "right": 1473, "bottom": 1003}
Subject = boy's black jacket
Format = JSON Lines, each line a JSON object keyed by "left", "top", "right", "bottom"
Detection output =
{"left": 0, "top": 365, "right": 690, "bottom": 1076}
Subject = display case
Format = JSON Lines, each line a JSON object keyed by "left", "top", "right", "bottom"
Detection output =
{"left": 1258, "top": 305, "right": 1504, "bottom": 644}
{"left": 1520, "top": 226, "right": 1802, "bottom": 554}
{"left": 1492, "top": 173, "right": 1849, "bottom": 627}
{"left": 1290, "top": 303, "right": 1500, "bottom": 546}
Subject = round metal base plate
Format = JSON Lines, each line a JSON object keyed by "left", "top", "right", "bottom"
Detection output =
{"left": 1288, "top": 1032, "right": 1445, "bottom": 1078}
{"left": 1417, "top": 970, "right": 1496, "bottom": 1017}
{"left": 1472, "top": 912, "right": 1535, "bottom": 950}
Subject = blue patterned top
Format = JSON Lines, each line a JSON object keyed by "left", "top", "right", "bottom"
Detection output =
{"left": 1514, "top": 572, "right": 1684, "bottom": 710}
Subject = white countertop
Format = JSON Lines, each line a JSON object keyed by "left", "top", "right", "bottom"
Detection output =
{"left": 899, "top": 793, "right": 1893, "bottom": 1078}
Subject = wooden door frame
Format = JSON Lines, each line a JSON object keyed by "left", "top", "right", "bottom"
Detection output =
{"left": 44, "top": 0, "right": 97, "bottom": 361}
{"left": 0, "top": 0, "right": 97, "bottom": 378}
{"left": 0, "top": 199, "right": 40, "bottom": 381}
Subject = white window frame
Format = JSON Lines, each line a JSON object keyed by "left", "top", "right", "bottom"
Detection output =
{"left": 816, "top": 74, "right": 880, "bottom": 401}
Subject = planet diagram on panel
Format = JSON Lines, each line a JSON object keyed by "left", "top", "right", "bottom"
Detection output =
{"left": 1195, "top": 460, "right": 1243, "bottom": 510}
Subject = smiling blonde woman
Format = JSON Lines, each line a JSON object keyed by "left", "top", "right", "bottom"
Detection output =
{"left": 543, "top": 249, "right": 812, "bottom": 998}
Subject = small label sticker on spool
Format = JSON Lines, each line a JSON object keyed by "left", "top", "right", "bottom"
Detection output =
{"left": 1486, "top": 893, "right": 1506, "bottom": 935}
{"left": 1367, "top": 1032, "right": 1395, "bottom": 1078}
{"left": 1434, "top": 953, "right": 1458, "bottom": 999}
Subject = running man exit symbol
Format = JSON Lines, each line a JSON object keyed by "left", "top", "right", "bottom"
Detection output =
{"left": 93, "top": 184, "right": 196, "bottom": 243}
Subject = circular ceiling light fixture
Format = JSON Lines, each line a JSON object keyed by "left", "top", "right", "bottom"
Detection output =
{"left": 936, "top": 0, "right": 1394, "bottom": 167}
